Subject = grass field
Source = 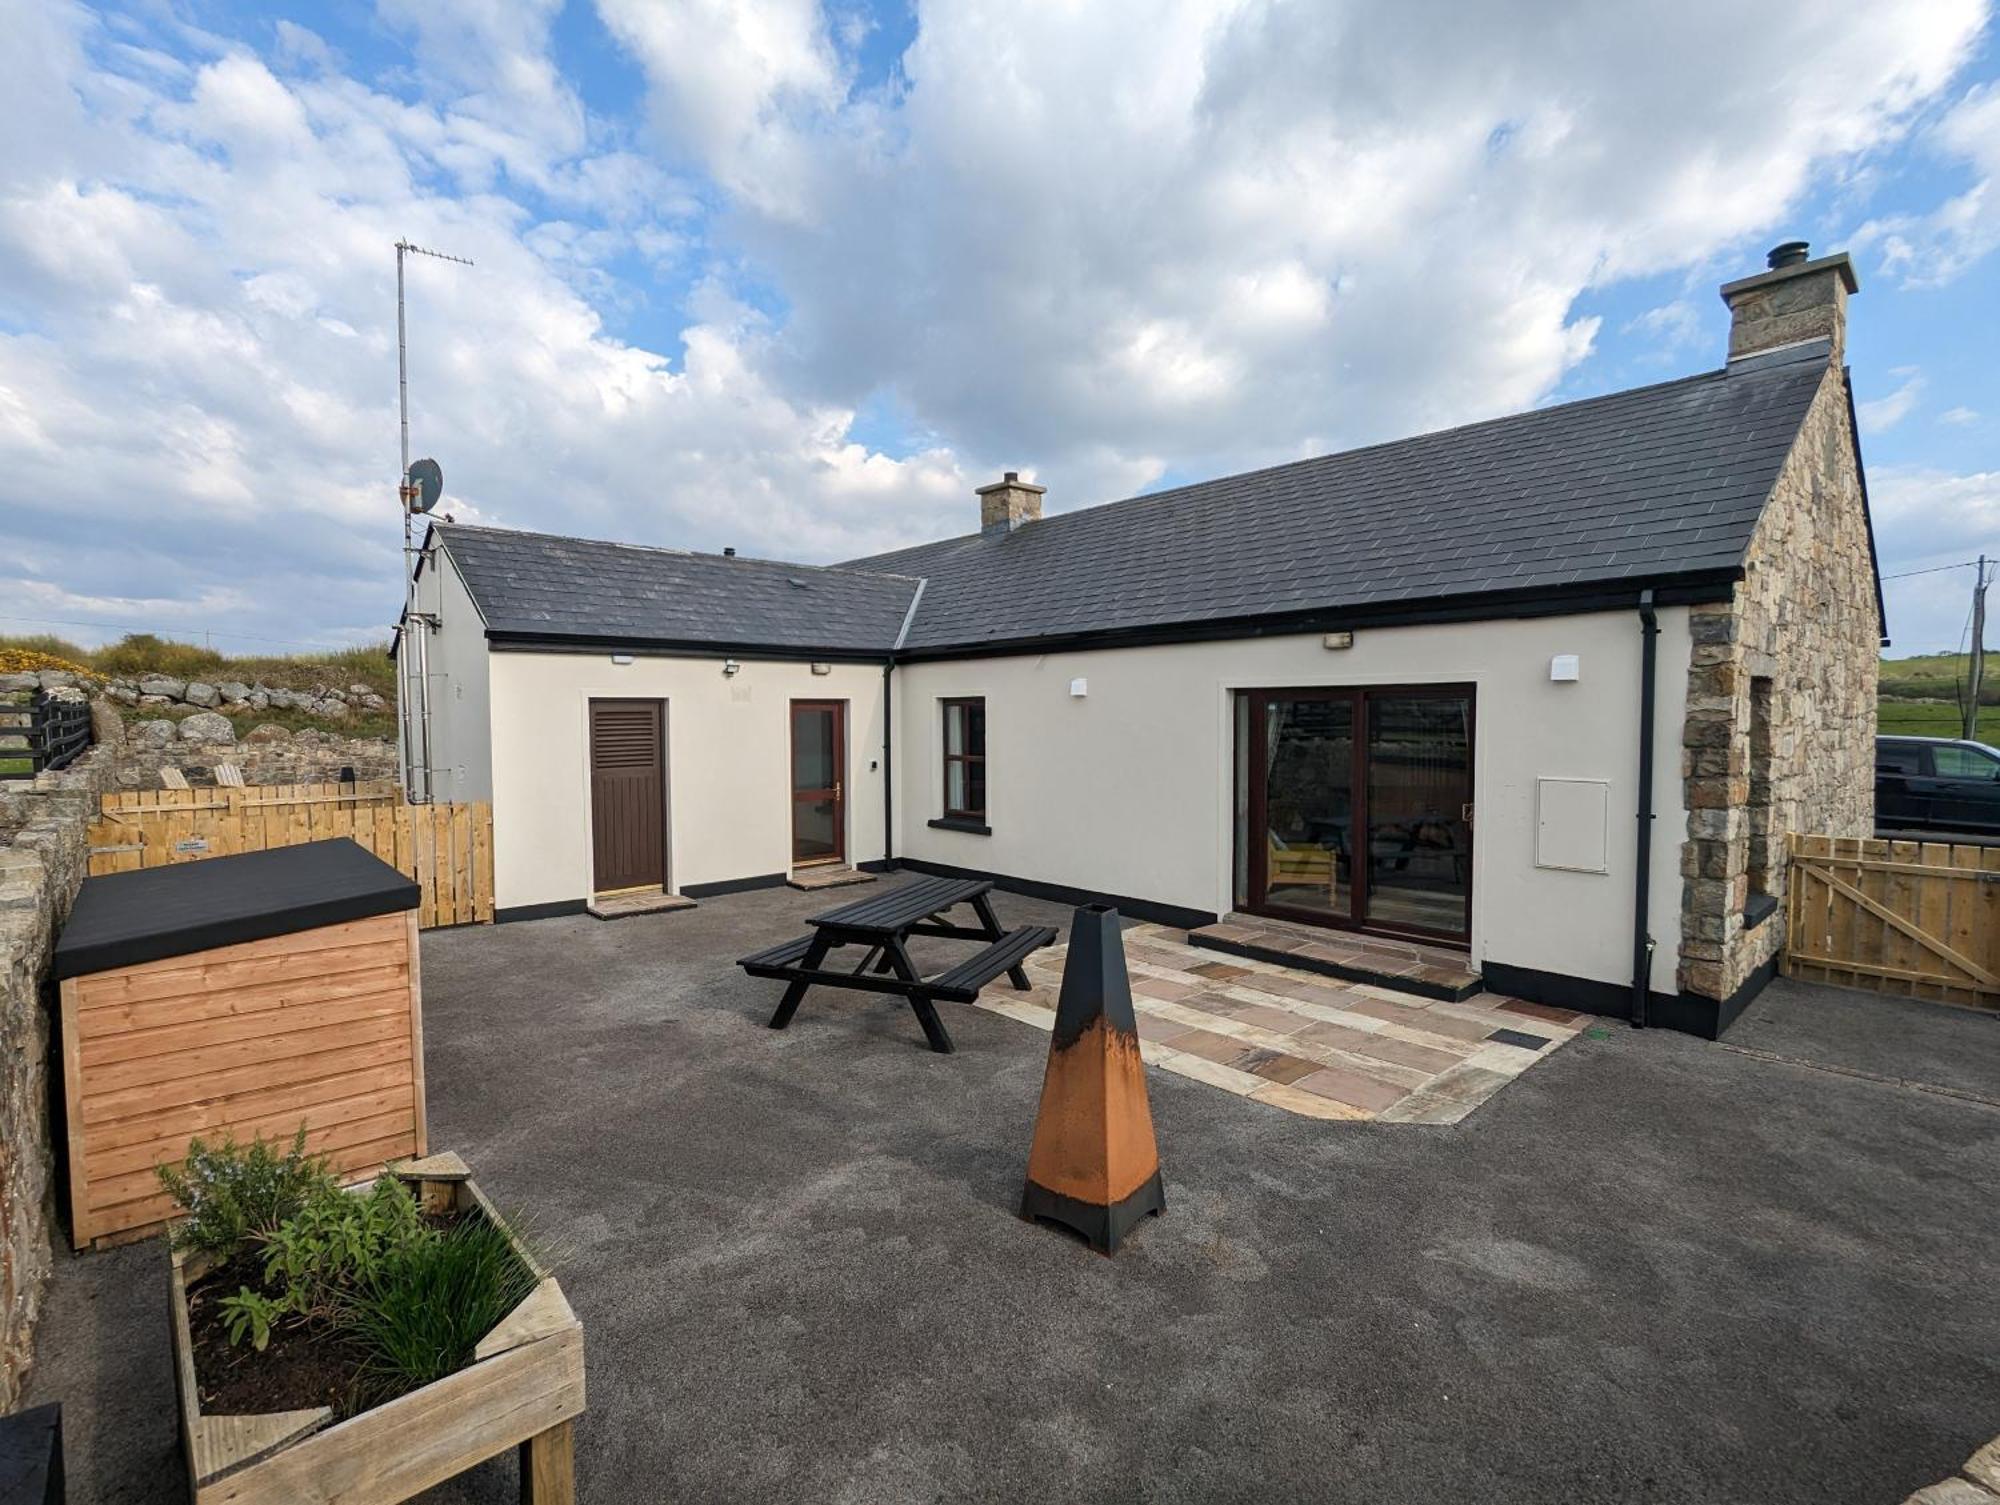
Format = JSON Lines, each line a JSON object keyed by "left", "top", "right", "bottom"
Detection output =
{"left": 1879, "top": 700, "right": 2000, "bottom": 741}
{"left": 1881, "top": 651, "right": 1996, "bottom": 743}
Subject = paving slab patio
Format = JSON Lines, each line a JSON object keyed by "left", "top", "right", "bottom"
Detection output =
{"left": 971, "top": 922, "right": 1582, "bottom": 1122}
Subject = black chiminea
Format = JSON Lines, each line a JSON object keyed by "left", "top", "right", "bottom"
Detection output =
{"left": 1767, "top": 240, "right": 1810, "bottom": 269}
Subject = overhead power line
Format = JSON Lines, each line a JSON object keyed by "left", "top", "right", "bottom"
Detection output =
{"left": 1882, "top": 560, "right": 1983, "bottom": 582}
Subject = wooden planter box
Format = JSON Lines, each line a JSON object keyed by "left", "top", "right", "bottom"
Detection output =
{"left": 54, "top": 840, "right": 428, "bottom": 1248}
{"left": 169, "top": 1154, "right": 585, "bottom": 1505}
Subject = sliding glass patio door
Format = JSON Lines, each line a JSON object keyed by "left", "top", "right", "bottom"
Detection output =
{"left": 1240, "top": 686, "right": 1474, "bottom": 944}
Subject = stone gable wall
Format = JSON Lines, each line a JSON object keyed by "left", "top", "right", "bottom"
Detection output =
{"left": 1678, "top": 364, "right": 1880, "bottom": 1000}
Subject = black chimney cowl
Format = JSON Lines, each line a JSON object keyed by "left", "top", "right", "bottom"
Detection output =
{"left": 1767, "top": 240, "right": 1810, "bottom": 269}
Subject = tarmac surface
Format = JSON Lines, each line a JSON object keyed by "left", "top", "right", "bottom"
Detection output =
{"left": 27, "top": 879, "right": 2000, "bottom": 1503}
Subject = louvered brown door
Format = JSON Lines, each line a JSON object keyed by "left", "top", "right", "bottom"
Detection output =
{"left": 590, "top": 699, "right": 665, "bottom": 892}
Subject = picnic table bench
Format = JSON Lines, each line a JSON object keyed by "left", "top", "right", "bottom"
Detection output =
{"left": 738, "top": 875, "right": 1056, "bottom": 1053}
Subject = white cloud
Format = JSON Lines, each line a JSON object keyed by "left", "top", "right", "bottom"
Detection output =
{"left": 0, "top": 0, "right": 1992, "bottom": 651}
{"left": 0, "top": 4, "right": 967, "bottom": 648}
{"left": 1941, "top": 404, "right": 1981, "bottom": 425}
{"left": 1860, "top": 81, "right": 2000, "bottom": 285}
{"left": 1874, "top": 466, "right": 2000, "bottom": 651}
{"left": 608, "top": 0, "right": 1987, "bottom": 499}
{"left": 1858, "top": 369, "right": 1926, "bottom": 432}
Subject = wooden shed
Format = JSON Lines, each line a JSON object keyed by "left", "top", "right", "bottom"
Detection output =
{"left": 53, "top": 839, "right": 427, "bottom": 1248}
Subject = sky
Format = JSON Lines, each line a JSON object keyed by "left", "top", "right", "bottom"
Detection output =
{"left": 2, "top": 0, "right": 1997, "bottom": 660}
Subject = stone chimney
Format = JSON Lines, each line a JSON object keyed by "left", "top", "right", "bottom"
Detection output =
{"left": 976, "top": 472, "right": 1045, "bottom": 536}
{"left": 1719, "top": 241, "right": 1859, "bottom": 364}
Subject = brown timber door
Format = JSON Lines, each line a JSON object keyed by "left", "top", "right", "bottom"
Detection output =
{"left": 589, "top": 699, "right": 666, "bottom": 892}
{"left": 791, "top": 700, "right": 846, "bottom": 867}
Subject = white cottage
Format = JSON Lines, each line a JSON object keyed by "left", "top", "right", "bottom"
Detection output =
{"left": 399, "top": 244, "right": 1884, "bottom": 1038}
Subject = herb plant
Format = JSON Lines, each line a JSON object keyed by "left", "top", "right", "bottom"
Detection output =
{"left": 155, "top": 1126, "right": 336, "bottom": 1257}
{"left": 342, "top": 1216, "right": 538, "bottom": 1400}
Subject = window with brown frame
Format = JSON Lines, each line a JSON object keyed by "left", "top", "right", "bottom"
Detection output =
{"left": 941, "top": 697, "right": 986, "bottom": 822}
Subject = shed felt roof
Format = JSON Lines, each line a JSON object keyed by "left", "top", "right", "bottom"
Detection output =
{"left": 53, "top": 839, "right": 419, "bottom": 980}
{"left": 435, "top": 525, "right": 922, "bottom": 655}
{"left": 434, "top": 345, "right": 1835, "bottom": 657}
{"left": 845, "top": 348, "right": 1833, "bottom": 652}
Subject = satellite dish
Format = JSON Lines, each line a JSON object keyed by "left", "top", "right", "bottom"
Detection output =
{"left": 406, "top": 457, "right": 444, "bottom": 514}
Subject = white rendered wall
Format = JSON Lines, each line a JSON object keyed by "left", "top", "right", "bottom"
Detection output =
{"left": 409, "top": 544, "right": 493, "bottom": 804}
{"left": 892, "top": 610, "right": 1692, "bottom": 993}
{"left": 488, "top": 652, "right": 888, "bottom": 910}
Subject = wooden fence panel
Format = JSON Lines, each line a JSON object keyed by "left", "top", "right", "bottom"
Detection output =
{"left": 1785, "top": 833, "right": 1999, "bottom": 1008}
{"left": 85, "top": 783, "right": 493, "bottom": 930}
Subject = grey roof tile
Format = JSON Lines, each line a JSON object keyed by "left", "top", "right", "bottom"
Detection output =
{"left": 844, "top": 355, "right": 1828, "bottom": 650}
{"left": 435, "top": 526, "right": 920, "bottom": 655}
{"left": 435, "top": 351, "right": 1828, "bottom": 657}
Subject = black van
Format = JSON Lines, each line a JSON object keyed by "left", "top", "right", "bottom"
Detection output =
{"left": 1877, "top": 736, "right": 2000, "bottom": 836}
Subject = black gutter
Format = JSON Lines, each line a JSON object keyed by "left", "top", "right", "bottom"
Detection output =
{"left": 890, "top": 571, "right": 1742, "bottom": 664}
{"left": 1631, "top": 588, "right": 1659, "bottom": 1029}
{"left": 484, "top": 633, "right": 891, "bottom": 665}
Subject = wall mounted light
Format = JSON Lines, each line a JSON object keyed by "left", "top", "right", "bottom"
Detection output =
{"left": 610, "top": 653, "right": 634, "bottom": 666}
{"left": 722, "top": 658, "right": 741, "bottom": 677}
{"left": 1069, "top": 677, "right": 1088, "bottom": 697}
{"left": 811, "top": 662, "right": 832, "bottom": 676}
{"left": 1322, "top": 631, "right": 1354, "bottom": 650}
{"left": 1550, "top": 654, "right": 1581, "bottom": 682}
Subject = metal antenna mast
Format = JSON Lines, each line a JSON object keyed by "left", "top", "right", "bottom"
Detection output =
{"left": 395, "top": 239, "right": 473, "bottom": 805}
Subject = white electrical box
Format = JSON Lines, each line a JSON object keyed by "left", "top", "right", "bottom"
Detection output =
{"left": 1069, "top": 678, "right": 1088, "bottom": 698}
{"left": 1550, "top": 654, "right": 1581, "bottom": 682}
{"left": 1536, "top": 777, "right": 1610, "bottom": 873}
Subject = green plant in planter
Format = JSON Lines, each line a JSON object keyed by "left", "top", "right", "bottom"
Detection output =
{"left": 259, "top": 1173, "right": 433, "bottom": 1322}
{"left": 156, "top": 1125, "right": 337, "bottom": 1257}
{"left": 342, "top": 1216, "right": 537, "bottom": 1400}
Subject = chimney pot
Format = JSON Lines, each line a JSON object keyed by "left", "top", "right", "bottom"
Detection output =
{"left": 975, "top": 471, "right": 1047, "bottom": 535}
{"left": 723, "top": 546, "right": 736, "bottom": 556}
{"left": 1767, "top": 240, "right": 1810, "bottom": 270}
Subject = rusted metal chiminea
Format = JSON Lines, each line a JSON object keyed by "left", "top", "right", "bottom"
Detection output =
{"left": 1020, "top": 905, "right": 1165, "bottom": 1253}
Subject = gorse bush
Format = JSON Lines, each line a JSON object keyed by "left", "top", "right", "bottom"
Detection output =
{"left": 92, "top": 633, "right": 229, "bottom": 678}
{"left": 155, "top": 1126, "right": 337, "bottom": 1257}
{"left": 342, "top": 1215, "right": 538, "bottom": 1401}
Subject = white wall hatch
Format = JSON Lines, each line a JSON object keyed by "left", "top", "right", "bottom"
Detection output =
{"left": 1536, "top": 777, "right": 1610, "bottom": 873}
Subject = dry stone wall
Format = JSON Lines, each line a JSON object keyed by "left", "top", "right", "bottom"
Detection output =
{"left": 1678, "top": 363, "right": 1880, "bottom": 1001}
{"left": 0, "top": 668, "right": 387, "bottom": 721}
{"left": 0, "top": 786, "right": 90, "bottom": 1408}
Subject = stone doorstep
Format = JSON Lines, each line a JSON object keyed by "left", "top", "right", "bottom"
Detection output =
{"left": 586, "top": 890, "right": 699, "bottom": 920}
{"left": 1189, "top": 923, "right": 1482, "bottom": 1003}
{"left": 786, "top": 867, "right": 878, "bottom": 892}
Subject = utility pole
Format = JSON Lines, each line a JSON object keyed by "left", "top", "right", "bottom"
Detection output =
{"left": 1967, "top": 554, "right": 1990, "bottom": 743}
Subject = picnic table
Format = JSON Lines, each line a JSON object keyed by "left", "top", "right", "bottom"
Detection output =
{"left": 737, "top": 875, "right": 1056, "bottom": 1053}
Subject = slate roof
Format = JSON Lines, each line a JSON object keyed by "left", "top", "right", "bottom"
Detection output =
{"left": 845, "top": 346, "right": 1835, "bottom": 653}
{"left": 434, "top": 525, "right": 921, "bottom": 655}
{"left": 436, "top": 345, "right": 1841, "bottom": 658}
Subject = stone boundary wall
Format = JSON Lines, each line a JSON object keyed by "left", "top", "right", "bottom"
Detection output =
{"left": 0, "top": 786, "right": 90, "bottom": 1408}
{"left": 50, "top": 725, "right": 399, "bottom": 792}
{"left": 0, "top": 667, "right": 387, "bottom": 722}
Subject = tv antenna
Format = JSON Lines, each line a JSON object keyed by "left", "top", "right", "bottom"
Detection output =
{"left": 394, "top": 239, "right": 473, "bottom": 804}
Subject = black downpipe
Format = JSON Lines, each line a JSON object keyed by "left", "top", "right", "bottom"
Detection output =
{"left": 882, "top": 660, "right": 895, "bottom": 866}
{"left": 1631, "top": 589, "right": 1659, "bottom": 1028}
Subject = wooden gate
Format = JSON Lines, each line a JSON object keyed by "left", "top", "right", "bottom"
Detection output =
{"left": 86, "top": 782, "right": 494, "bottom": 929}
{"left": 1785, "top": 834, "right": 2000, "bottom": 1008}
